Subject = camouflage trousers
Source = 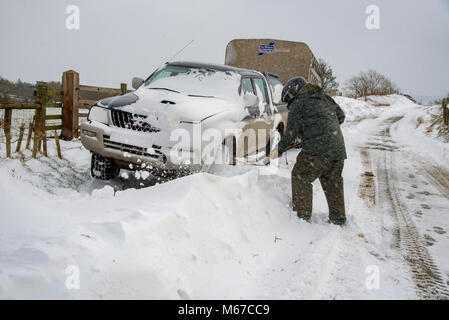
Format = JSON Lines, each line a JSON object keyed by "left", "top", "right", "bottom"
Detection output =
{"left": 291, "top": 155, "right": 346, "bottom": 222}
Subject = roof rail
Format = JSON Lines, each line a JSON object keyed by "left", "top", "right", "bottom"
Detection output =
{"left": 262, "top": 71, "right": 280, "bottom": 79}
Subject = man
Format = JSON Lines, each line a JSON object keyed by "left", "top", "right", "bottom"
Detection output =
{"left": 277, "top": 77, "right": 347, "bottom": 225}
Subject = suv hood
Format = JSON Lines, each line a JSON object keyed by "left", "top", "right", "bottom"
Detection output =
{"left": 97, "top": 88, "right": 234, "bottom": 124}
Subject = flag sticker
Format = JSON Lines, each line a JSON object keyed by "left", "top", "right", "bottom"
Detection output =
{"left": 258, "top": 42, "right": 290, "bottom": 55}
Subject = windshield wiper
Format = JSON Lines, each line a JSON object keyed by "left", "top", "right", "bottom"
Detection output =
{"left": 148, "top": 87, "right": 180, "bottom": 93}
{"left": 188, "top": 94, "right": 215, "bottom": 98}
{"left": 149, "top": 87, "right": 214, "bottom": 98}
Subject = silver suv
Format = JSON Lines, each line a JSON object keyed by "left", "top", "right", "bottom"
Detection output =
{"left": 80, "top": 61, "right": 288, "bottom": 180}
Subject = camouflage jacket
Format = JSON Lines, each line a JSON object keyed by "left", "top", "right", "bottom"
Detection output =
{"left": 278, "top": 83, "right": 347, "bottom": 160}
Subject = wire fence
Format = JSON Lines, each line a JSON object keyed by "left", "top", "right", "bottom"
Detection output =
{"left": 0, "top": 108, "right": 65, "bottom": 142}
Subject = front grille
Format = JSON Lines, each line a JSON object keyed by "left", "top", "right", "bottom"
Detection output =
{"left": 103, "top": 135, "right": 163, "bottom": 159}
{"left": 110, "top": 109, "right": 160, "bottom": 133}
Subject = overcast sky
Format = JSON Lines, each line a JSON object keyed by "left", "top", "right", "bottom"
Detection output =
{"left": 1, "top": 0, "right": 448, "bottom": 100}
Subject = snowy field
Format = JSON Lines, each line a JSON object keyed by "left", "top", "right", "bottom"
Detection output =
{"left": 1, "top": 95, "right": 448, "bottom": 299}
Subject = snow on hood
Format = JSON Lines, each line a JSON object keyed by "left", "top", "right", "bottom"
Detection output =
{"left": 96, "top": 89, "right": 241, "bottom": 136}
{"left": 97, "top": 69, "right": 243, "bottom": 129}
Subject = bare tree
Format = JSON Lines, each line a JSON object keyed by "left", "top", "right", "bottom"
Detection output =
{"left": 345, "top": 76, "right": 363, "bottom": 98}
{"left": 344, "top": 69, "right": 399, "bottom": 98}
{"left": 317, "top": 58, "right": 339, "bottom": 95}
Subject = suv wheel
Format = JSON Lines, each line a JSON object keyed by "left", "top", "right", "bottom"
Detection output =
{"left": 91, "top": 152, "right": 120, "bottom": 180}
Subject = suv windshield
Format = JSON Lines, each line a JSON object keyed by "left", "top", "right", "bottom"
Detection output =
{"left": 144, "top": 65, "right": 241, "bottom": 99}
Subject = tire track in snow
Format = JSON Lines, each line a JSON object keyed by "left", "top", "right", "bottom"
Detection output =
{"left": 371, "top": 114, "right": 449, "bottom": 299}
{"left": 379, "top": 151, "right": 449, "bottom": 299}
{"left": 418, "top": 163, "right": 449, "bottom": 202}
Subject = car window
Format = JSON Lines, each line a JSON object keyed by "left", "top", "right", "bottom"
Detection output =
{"left": 146, "top": 66, "right": 191, "bottom": 84}
{"left": 241, "top": 77, "right": 260, "bottom": 118}
{"left": 267, "top": 77, "right": 283, "bottom": 104}
{"left": 241, "top": 78, "right": 254, "bottom": 95}
{"left": 253, "top": 78, "right": 268, "bottom": 104}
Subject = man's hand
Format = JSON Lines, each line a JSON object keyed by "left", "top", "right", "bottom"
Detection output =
{"left": 268, "top": 150, "right": 278, "bottom": 159}
{"left": 288, "top": 141, "right": 302, "bottom": 150}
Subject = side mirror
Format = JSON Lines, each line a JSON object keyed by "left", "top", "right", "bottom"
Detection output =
{"left": 132, "top": 77, "right": 144, "bottom": 90}
{"left": 243, "top": 94, "right": 259, "bottom": 108}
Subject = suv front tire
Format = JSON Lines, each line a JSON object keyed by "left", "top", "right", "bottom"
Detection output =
{"left": 91, "top": 152, "right": 120, "bottom": 180}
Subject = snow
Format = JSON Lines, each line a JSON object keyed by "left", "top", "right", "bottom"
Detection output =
{"left": 271, "top": 83, "right": 283, "bottom": 105}
{"left": 145, "top": 67, "right": 241, "bottom": 100}
{"left": 1, "top": 94, "right": 448, "bottom": 299}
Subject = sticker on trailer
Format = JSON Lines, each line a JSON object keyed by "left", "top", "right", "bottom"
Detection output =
{"left": 258, "top": 42, "right": 290, "bottom": 55}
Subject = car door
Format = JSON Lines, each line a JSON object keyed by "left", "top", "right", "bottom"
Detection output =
{"left": 238, "top": 77, "right": 259, "bottom": 159}
{"left": 252, "top": 77, "right": 274, "bottom": 154}
{"left": 267, "top": 76, "right": 289, "bottom": 136}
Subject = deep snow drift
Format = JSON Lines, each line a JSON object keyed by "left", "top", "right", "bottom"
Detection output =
{"left": 0, "top": 94, "right": 448, "bottom": 299}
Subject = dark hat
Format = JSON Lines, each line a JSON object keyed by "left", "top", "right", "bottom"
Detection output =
{"left": 281, "top": 76, "right": 307, "bottom": 103}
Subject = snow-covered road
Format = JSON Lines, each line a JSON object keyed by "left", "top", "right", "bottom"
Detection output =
{"left": 0, "top": 95, "right": 448, "bottom": 299}
{"left": 346, "top": 108, "right": 449, "bottom": 299}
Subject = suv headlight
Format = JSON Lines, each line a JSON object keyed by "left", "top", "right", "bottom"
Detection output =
{"left": 88, "top": 106, "right": 109, "bottom": 124}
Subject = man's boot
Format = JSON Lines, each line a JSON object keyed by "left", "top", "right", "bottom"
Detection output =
{"left": 329, "top": 216, "right": 346, "bottom": 226}
{"left": 297, "top": 213, "right": 311, "bottom": 222}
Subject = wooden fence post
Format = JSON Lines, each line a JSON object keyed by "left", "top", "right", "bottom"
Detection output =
{"left": 62, "top": 70, "right": 79, "bottom": 140}
{"left": 15, "top": 123, "right": 25, "bottom": 153}
{"left": 25, "top": 121, "right": 33, "bottom": 149}
{"left": 41, "top": 85, "right": 48, "bottom": 157}
{"left": 120, "top": 83, "right": 127, "bottom": 95}
{"left": 55, "top": 131, "right": 62, "bottom": 159}
{"left": 32, "top": 82, "right": 47, "bottom": 158}
{"left": 443, "top": 98, "right": 448, "bottom": 128}
{"left": 3, "top": 109, "right": 12, "bottom": 158}
{"left": 32, "top": 113, "right": 39, "bottom": 158}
